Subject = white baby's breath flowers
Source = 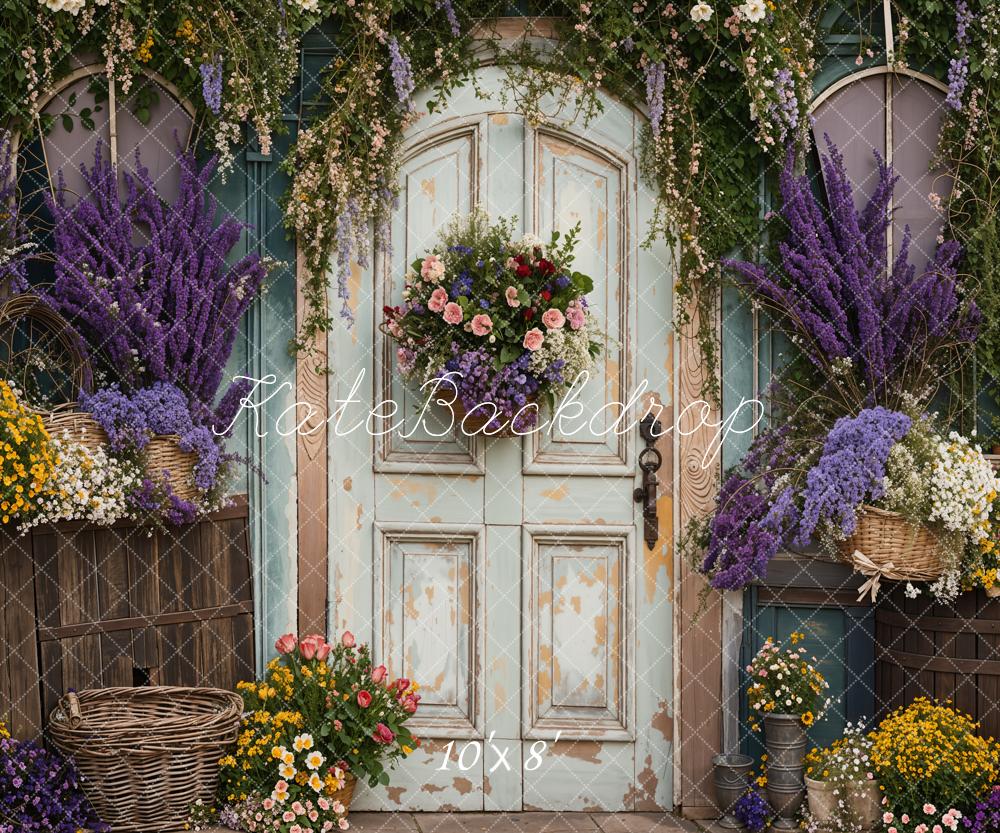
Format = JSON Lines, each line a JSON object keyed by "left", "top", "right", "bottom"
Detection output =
{"left": 928, "top": 432, "right": 998, "bottom": 541}
{"left": 690, "top": 2, "right": 714, "bottom": 22}
{"left": 20, "top": 438, "right": 139, "bottom": 531}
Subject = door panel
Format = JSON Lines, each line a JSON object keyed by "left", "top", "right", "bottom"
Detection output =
{"left": 330, "top": 69, "right": 673, "bottom": 811}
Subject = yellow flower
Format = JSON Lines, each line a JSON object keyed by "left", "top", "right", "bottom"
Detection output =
{"left": 309, "top": 772, "right": 325, "bottom": 793}
{"left": 293, "top": 732, "right": 314, "bottom": 752}
{"left": 279, "top": 762, "right": 296, "bottom": 779}
{"left": 790, "top": 631, "right": 805, "bottom": 645}
{"left": 801, "top": 711, "right": 814, "bottom": 726}
{"left": 136, "top": 32, "right": 153, "bottom": 63}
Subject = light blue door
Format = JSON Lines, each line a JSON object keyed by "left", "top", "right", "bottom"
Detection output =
{"left": 330, "top": 67, "right": 675, "bottom": 811}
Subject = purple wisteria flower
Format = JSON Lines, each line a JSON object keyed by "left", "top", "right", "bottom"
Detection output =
{"left": 724, "top": 138, "right": 979, "bottom": 408}
{"left": 45, "top": 144, "right": 267, "bottom": 411}
{"left": 946, "top": 55, "right": 970, "bottom": 110}
{"left": 644, "top": 60, "right": 666, "bottom": 136}
{"left": 0, "top": 132, "right": 30, "bottom": 294}
{"left": 796, "top": 407, "right": 912, "bottom": 545}
{"left": 199, "top": 56, "right": 224, "bottom": 115}
{"left": 435, "top": 0, "right": 461, "bottom": 37}
{"left": 388, "top": 37, "right": 415, "bottom": 110}
{"left": 0, "top": 735, "right": 107, "bottom": 833}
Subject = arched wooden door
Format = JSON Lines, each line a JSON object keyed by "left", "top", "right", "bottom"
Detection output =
{"left": 329, "top": 66, "right": 675, "bottom": 811}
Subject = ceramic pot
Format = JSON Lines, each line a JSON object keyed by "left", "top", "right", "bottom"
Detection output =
{"left": 763, "top": 714, "right": 807, "bottom": 830}
{"left": 805, "top": 775, "right": 880, "bottom": 829}
{"left": 712, "top": 753, "right": 754, "bottom": 829}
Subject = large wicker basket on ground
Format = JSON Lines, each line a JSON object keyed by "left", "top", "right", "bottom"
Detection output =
{"left": 838, "top": 505, "right": 944, "bottom": 582}
{"left": 49, "top": 686, "right": 242, "bottom": 832}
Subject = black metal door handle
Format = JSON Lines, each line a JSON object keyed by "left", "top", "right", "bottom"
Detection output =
{"left": 633, "top": 414, "right": 663, "bottom": 550}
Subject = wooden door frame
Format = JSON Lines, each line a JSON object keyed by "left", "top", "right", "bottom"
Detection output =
{"left": 674, "top": 297, "right": 723, "bottom": 819}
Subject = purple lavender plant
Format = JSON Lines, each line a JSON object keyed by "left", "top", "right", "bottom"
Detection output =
{"left": 725, "top": 139, "right": 979, "bottom": 410}
{"left": 0, "top": 735, "right": 107, "bottom": 833}
{"left": 0, "top": 131, "right": 30, "bottom": 294}
{"left": 796, "top": 406, "right": 911, "bottom": 545}
{"left": 45, "top": 144, "right": 267, "bottom": 411}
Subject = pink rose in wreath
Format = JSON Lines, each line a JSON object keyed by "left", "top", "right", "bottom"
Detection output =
{"left": 523, "top": 328, "right": 545, "bottom": 351}
{"left": 428, "top": 287, "right": 448, "bottom": 312}
{"left": 505, "top": 286, "right": 520, "bottom": 307}
{"left": 471, "top": 313, "right": 493, "bottom": 336}
{"left": 541, "top": 308, "right": 565, "bottom": 330}
{"left": 357, "top": 689, "right": 372, "bottom": 708}
{"left": 443, "top": 302, "right": 463, "bottom": 324}
{"left": 566, "top": 302, "right": 586, "bottom": 330}
{"left": 420, "top": 254, "right": 445, "bottom": 282}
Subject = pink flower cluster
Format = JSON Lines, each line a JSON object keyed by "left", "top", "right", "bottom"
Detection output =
{"left": 274, "top": 632, "right": 335, "bottom": 661}
{"left": 881, "top": 802, "right": 962, "bottom": 833}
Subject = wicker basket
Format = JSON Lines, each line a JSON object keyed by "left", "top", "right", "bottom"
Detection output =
{"left": 447, "top": 397, "right": 536, "bottom": 439}
{"left": 147, "top": 435, "right": 200, "bottom": 502}
{"left": 330, "top": 773, "right": 358, "bottom": 812}
{"left": 49, "top": 686, "right": 242, "bottom": 833}
{"left": 43, "top": 407, "right": 108, "bottom": 452}
{"left": 838, "top": 505, "right": 944, "bottom": 582}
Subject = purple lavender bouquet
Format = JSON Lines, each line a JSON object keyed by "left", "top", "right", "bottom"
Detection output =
{"left": 0, "top": 734, "right": 107, "bottom": 833}
{"left": 725, "top": 139, "right": 979, "bottom": 413}
{"left": 45, "top": 144, "right": 268, "bottom": 411}
{"left": 80, "top": 382, "right": 234, "bottom": 524}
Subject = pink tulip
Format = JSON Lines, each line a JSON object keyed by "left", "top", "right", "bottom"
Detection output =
{"left": 299, "top": 637, "right": 317, "bottom": 660}
{"left": 402, "top": 696, "right": 418, "bottom": 713}
{"left": 275, "top": 633, "right": 297, "bottom": 654}
{"left": 371, "top": 664, "right": 387, "bottom": 683}
{"left": 357, "top": 690, "right": 372, "bottom": 708}
{"left": 372, "top": 722, "right": 395, "bottom": 744}
{"left": 315, "top": 641, "right": 331, "bottom": 661}
{"left": 341, "top": 631, "right": 356, "bottom": 648}
{"left": 395, "top": 678, "right": 410, "bottom": 693}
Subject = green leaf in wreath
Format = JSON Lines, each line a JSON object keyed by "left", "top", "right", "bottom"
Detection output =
{"left": 499, "top": 343, "right": 521, "bottom": 365}
{"left": 572, "top": 271, "right": 594, "bottom": 294}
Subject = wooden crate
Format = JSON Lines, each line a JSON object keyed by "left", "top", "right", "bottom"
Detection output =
{"left": 876, "top": 584, "right": 1000, "bottom": 738}
{"left": 0, "top": 495, "right": 254, "bottom": 739}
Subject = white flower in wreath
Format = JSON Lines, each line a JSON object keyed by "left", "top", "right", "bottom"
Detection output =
{"left": 40, "top": 0, "right": 87, "bottom": 13}
{"left": 690, "top": 2, "right": 714, "bottom": 22}
{"left": 739, "top": 0, "right": 768, "bottom": 23}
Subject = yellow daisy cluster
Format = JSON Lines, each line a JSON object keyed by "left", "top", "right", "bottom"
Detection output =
{"left": 0, "top": 381, "right": 57, "bottom": 524}
{"left": 871, "top": 698, "right": 999, "bottom": 804}
{"left": 0, "top": 720, "right": 8, "bottom": 739}
{"left": 218, "top": 706, "right": 304, "bottom": 802}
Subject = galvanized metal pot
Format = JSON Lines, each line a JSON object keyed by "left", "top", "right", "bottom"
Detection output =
{"left": 712, "top": 753, "right": 754, "bottom": 829}
{"left": 763, "top": 713, "right": 807, "bottom": 830}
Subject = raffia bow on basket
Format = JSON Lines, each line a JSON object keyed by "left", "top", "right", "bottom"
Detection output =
{"left": 49, "top": 686, "right": 243, "bottom": 832}
{"left": 838, "top": 505, "right": 944, "bottom": 602}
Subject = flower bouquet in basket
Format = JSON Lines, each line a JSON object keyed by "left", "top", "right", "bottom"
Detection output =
{"left": 214, "top": 631, "right": 419, "bottom": 832}
{"left": 381, "top": 210, "right": 602, "bottom": 435}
